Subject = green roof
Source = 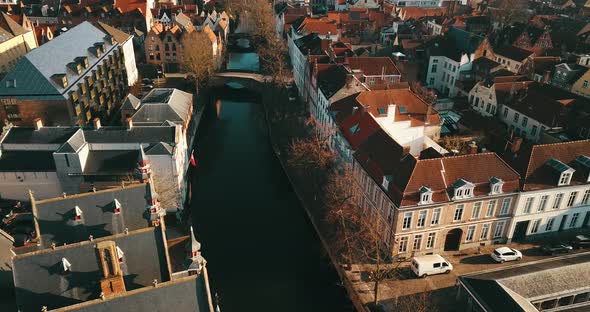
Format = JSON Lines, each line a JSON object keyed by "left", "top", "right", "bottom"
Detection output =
{"left": 0, "top": 57, "right": 61, "bottom": 97}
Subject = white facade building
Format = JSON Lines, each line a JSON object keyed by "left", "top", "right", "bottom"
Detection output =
{"left": 426, "top": 53, "right": 473, "bottom": 98}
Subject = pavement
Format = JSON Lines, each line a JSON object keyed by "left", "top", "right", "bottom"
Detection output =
{"left": 344, "top": 232, "right": 590, "bottom": 312}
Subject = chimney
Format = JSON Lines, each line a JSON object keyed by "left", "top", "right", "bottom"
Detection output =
{"left": 97, "top": 241, "right": 126, "bottom": 297}
{"left": 125, "top": 118, "right": 133, "bottom": 130}
{"left": 93, "top": 118, "right": 102, "bottom": 130}
{"left": 469, "top": 141, "right": 478, "bottom": 154}
{"left": 387, "top": 104, "right": 396, "bottom": 121}
{"left": 33, "top": 118, "right": 43, "bottom": 130}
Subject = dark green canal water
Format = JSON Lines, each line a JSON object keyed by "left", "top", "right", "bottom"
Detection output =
{"left": 190, "top": 89, "right": 354, "bottom": 311}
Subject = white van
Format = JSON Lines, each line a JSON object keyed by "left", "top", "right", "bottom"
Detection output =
{"left": 410, "top": 254, "right": 453, "bottom": 278}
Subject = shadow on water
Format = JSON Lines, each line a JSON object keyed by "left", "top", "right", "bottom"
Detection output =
{"left": 190, "top": 85, "right": 353, "bottom": 312}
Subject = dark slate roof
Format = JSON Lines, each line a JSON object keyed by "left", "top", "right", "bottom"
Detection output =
{"left": 35, "top": 184, "right": 150, "bottom": 247}
{"left": 0, "top": 151, "right": 56, "bottom": 171}
{"left": 494, "top": 45, "right": 533, "bottom": 61}
{"left": 459, "top": 277, "right": 525, "bottom": 312}
{"left": 2, "top": 127, "right": 79, "bottom": 145}
{"left": 145, "top": 142, "right": 174, "bottom": 155}
{"left": 0, "top": 22, "right": 118, "bottom": 97}
{"left": 83, "top": 150, "right": 138, "bottom": 174}
{"left": 56, "top": 129, "right": 86, "bottom": 153}
{"left": 50, "top": 275, "right": 210, "bottom": 312}
{"left": 132, "top": 89, "right": 192, "bottom": 124}
{"left": 82, "top": 127, "right": 176, "bottom": 144}
{"left": 318, "top": 65, "right": 349, "bottom": 99}
{"left": 120, "top": 94, "right": 141, "bottom": 111}
{"left": 13, "top": 228, "right": 170, "bottom": 312}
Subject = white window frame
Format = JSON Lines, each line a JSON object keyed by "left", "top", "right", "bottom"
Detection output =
{"left": 567, "top": 191, "right": 578, "bottom": 208}
{"left": 465, "top": 225, "right": 476, "bottom": 242}
{"left": 398, "top": 236, "right": 408, "bottom": 253}
{"left": 480, "top": 223, "right": 490, "bottom": 240}
{"left": 569, "top": 212, "right": 580, "bottom": 228}
{"left": 431, "top": 208, "right": 441, "bottom": 226}
{"left": 402, "top": 212, "right": 413, "bottom": 230}
{"left": 454, "top": 204, "right": 464, "bottom": 222}
{"left": 582, "top": 189, "right": 590, "bottom": 205}
{"left": 412, "top": 234, "right": 422, "bottom": 251}
{"left": 538, "top": 195, "right": 549, "bottom": 212}
{"left": 530, "top": 219, "right": 541, "bottom": 234}
{"left": 545, "top": 217, "right": 555, "bottom": 231}
{"left": 553, "top": 193, "right": 564, "bottom": 209}
{"left": 500, "top": 198, "right": 511, "bottom": 215}
{"left": 558, "top": 172, "right": 573, "bottom": 186}
{"left": 523, "top": 197, "right": 534, "bottom": 214}
{"left": 486, "top": 200, "right": 496, "bottom": 217}
{"left": 493, "top": 221, "right": 505, "bottom": 238}
{"left": 471, "top": 202, "right": 482, "bottom": 219}
{"left": 416, "top": 210, "right": 427, "bottom": 228}
{"left": 426, "top": 232, "right": 436, "bottom": 249}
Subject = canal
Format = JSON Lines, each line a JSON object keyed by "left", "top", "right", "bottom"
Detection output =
{"left": 189, "top": 87, "right": 354, "bottom": 311}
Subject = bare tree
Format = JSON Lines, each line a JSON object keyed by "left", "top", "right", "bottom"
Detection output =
{"left": 181, "top": 31, "right": 216, "bottom": 95}
{"left": 441, "top": 135, "right": 467, "bottom": 153}
{"left": 395, "top": 290, "right": 439, "bottom": 312}
{"left": 490, "top": 0, "right": 529, "bottom": 28}
{"left": 258, "top": 36, "right": 289, "bottom": 85}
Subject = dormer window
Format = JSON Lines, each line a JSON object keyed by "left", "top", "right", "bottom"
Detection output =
{"left": 452, "top": 178, "right": 475, "bottom": 200}
{"left": 547, "top": 158, "right": 575, "bottom": 186}
{"left": 51, "top": 74, "right": 68, "bottom": 88}
{"left": 489, "top": 176, "right": 504, "bottom": 195}
{"left": 575, "top": 155, "right": 590, "bottom": 182}
{"left": 113, "top": 199, "right": 122, "bottom": 214}
{"left": 61, "top": 257, "right": 72, "bottom": 273}
{"left": 116, "top": 246, "right": 124, "bottom": 263}
{"left": 74, "top": 205, "right": 83, "bottom": 221}
{"left": 419, "top": 186, "right": 433, "bottom": 205}
{"left": 5, "top": 79, "right": 16, "bottom": 88}
{"left": 382, "top": 175, "right": 392, "bottom": 190}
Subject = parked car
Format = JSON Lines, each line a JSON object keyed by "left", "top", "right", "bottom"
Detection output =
{"left": 287, "top": 84, "right": 297, "bottom": 101}
{"left": 541, "top": 243, "right": 573, "bottom": 255}
{"left": 410, "top": 254, "right": 453, "bottom": 278}
{"left": 491, "top": 247, "right": 522, "bottom": 263}
{"left": 142, "top": 78, "right": 153, "bottom": 84}
{"left": 142, "top": 84, "right": 154, "bottom": 90}
{"left": 571, "top": 235, "right": 590, "bottom": 249}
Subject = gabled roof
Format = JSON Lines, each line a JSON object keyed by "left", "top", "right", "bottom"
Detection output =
{"left": 121, "top": 94, "right": 141, "bottom": 110}
{"left": 521, "top": 140, "right": 590, "bottom": 191}
{"left": 82, "top": 126, "right": 176, "bottom": 144}
{"left": 0, "top": 12, "right": 28, "bottom": 37}
{"left": 96, "top": 21, "right": 132, "bottom": 44}
{"left": 145, "top": 142, "right": 174, "bottom": 155}
{"left": 345, "top": 56, "right": 400, "bottom": 76}
{"left": 1, "top": 127, "right": 79, "bottom": 145}
{"left": 34, "top": 184, "right": 150, "bottom": 247}
{"left": 56, "top": 129, "right": 86, "bottom": 153}
{"left": 494, "top": 45, "right": 534, "bottom": 61}
{"left": 13, "top": 227, "right": 170, "bottom": 312}
{"left": 133, "top": 88, "right": 192, "bottom": 124}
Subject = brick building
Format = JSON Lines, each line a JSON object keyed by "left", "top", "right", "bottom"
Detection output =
{"left": 0, "top": 22, "right": 135, "bottom": 126}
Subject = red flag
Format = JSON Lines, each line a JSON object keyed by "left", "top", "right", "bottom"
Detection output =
{"left": 190, "top": 153, "right": 197, "bottom": 167}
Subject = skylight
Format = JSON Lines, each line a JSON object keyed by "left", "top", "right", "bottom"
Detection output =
{"left": 349, "top": 124, "right": 360, "bottom": 134}
{"left": 575, "top": 155, "right": 590, "bottom": 169}
{"left": 399, "top": 106, "right": 407, "bottom": 113}
{"left": 378, "top": 107, "right": 387, "bottom": 115}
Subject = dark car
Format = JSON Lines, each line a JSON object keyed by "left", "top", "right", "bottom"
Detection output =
{"left": 142, "top": 78, "right": 153, "bottom": 84}
{"left": 541, "top": 243, "right": 573, "bottom": 255}
{"left": 571, "top": 235, "right": 590, "bottom": 249}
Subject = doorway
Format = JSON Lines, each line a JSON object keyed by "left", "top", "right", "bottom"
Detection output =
{"left": 444, "top": 228, "right": 463, "bottom": 251}
{"left": 512, "top": 221, "right": 530, "bottom": 242}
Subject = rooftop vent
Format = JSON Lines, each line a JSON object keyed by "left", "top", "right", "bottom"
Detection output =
{"left": 61, "top": 257, "right": 72, "bottom": 273}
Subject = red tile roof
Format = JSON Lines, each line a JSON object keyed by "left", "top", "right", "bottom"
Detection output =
{"left": 522, "top": 140, "right": 590, "bottom": 191}
{"left": 354, "top": 89, "right": 440, "bottom": 126}
{"left": 345, "top": 56, "right": 400, "bottom": 76}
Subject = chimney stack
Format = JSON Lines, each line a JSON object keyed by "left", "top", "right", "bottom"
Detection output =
{"left": 387, "top": 104, "right": 396, "bottom": 121}
{"left": 93, "top": 118, "right": 102, "bottom": 130}
{"left": 33, "top": 118, "right": 43, "bottom": 130}
{"left": 469, "top": 141, "right": 478, "bottom": 154}
{"left": 125, "top": 118, "right": 133, "bottom": 130}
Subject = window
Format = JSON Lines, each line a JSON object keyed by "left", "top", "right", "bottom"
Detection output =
{"left": 472, "top": 202, "right": 482, "bottom": 219}
{"left": 4, "top": 104, "right": 20, "bottom": 121}
{"left": 569, "top": 212, "right": 580, "bottom": 228}
{"left": 531, "top": 125, "right": 538, "bottom": 136}
{"left": 567, "top": 191, "right": 578, "bottom": 207}
{"left": 553, "top": 193, "right": 564, "bottom": 209}
{"left": 582, "top": 189, "right": 590, "bottom": 205}
{"left": 530, "top": 219, "right": 541, "bottom": 234}
{"left": 413, "top": 234, "right": 422, "bottom": 250}
{"left": 402, "top": 212, "right": 412, "bottom": 230}
{"left": 486, "top": 200, "right": 496, "bottom": 217}
{"left": 426, "top": 232, "right": 436, "bottom": 249}
{"left": 513, "top": 112, "right": 520, "bottom": 123}
{"left": 500, "top": 198, "right": 511, "bottom": 215}
{"left": 417, "top": 210, "right": 427, "bottom": 227}
{"left": 466, "top": 225, "right": 476, "bottom": 242}
{"left": 399, "top": 237, "right": 408, "bottom": 253}
{"left": 431, "top": 208, "right": 441, "bottom": 225}
{"left": 493, "top": 221, "right": 505, "bottom": 238}
{"left": 429, "top": 77, "right": 434, "bottom": 85}
{"left": 480, "top": 223, "right": 490, "bottom": 240}
{"left": 431, "top": 64, "right": 437, "bottom": 73}
{"left": 454, "top": 204, "right": 464, "bottom": 221}
{"left": 503, "top": 107, "right": 508, "bottom": 118}
{"left": 559, "top": 172, "right": 572, "bottom": 186}
{"left": 538, "top": 195, "right": 548, "bottom": 212}
{"left": 522, "top": 117, "right": 528, "bottom": 127}
{"left": 584, "top": 80, "right": 588, "bottom": 88}
{"left": 523, "top": 197, "right": 534, "bottom": 214}
{"left": 442, "top": 72, "right": 446, "bottom": 81}
{"left": 545, "top": 217, "right": 555, "bottom": 231}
